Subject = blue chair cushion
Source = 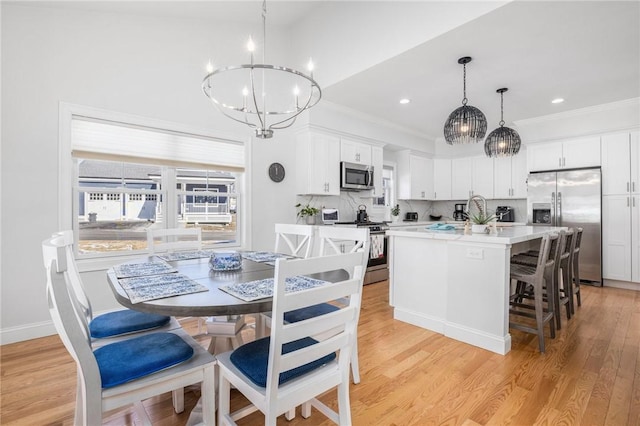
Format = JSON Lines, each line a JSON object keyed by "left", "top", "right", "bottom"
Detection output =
{"left": 230, "top": 336, "right": 336, "bottom": 387}
{"left": 284, "top": 303, "right": 340, "bottom": 323}
{"left": 94, "top": 332, "right": 194, "bottom": 389}
{"left": 89, "top": 310, "right": 171, "bottom": 338}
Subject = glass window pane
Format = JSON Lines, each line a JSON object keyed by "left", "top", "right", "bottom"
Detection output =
{"left": 76, "top": 159, "right": 163, "bottom": 254}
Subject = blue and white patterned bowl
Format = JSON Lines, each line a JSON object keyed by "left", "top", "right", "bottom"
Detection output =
{"left": 209, "top": 251, "right": 242, "bottom": 271}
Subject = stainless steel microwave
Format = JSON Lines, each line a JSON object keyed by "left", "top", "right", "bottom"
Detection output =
{"left": 340, "top": 161, "right": 374, "bottom": 190}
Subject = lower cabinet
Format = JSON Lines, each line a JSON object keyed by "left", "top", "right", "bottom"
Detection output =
{"left": 602, "top": 194, "right": 640, "bottom": 284}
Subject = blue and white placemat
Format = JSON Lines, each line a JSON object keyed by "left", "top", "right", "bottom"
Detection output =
{"left": 240, "top": 251, "right": 293, "bottom": 263}
{"left": 123, "top": 276, "right": 209, "bottom": 304}
{"left": 112, "top": 260, "right": 177, "bottom": 278}
{"left": 156, "top": 250, "right": 217, "bottom": 262}
{"left": 219, "top": 275, "right": 329, "bottom": 302}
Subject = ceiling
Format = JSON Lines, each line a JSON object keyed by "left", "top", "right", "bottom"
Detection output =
{"left": 17, "top": 1, "right": 640, "bottom": 142}
{"left": 323, "top": 1, "right": 640, "bottom": 140}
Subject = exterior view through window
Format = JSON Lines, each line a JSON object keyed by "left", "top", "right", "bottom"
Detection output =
{"left": 76, "top": 159, "right": 239, "bottom": 255}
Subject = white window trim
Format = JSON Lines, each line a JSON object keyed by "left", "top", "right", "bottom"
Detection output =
{"left": 59, "top": 102, "right": 253, "bottom": 272}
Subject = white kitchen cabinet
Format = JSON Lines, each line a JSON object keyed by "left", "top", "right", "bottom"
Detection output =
{"left": 451, "top": 156, "right": 494, "bottom": 200}
{"left": 601, "top": 132, "right": 640, "bottom": 196}
{"left": 340, "top": 138, "right": 372, "bottom": 165}
{"left": 528, "top": 137, "right": 600, "bottom": 172}
{"left": 451, "top": 157, "right": 472, "bottom": 200}
{"left": 295, "top": 131, "right": 340, "bottom": 195}
{"left": 601, "top": 131, "right": 640, "bottom": 284}
{"left": 603, "top": 194, "right": 632, "bottom": 281}
{"left": 433, "top": 158, "right": 452, "bottom": 200}
{"left": 494, "top": 152, "right": 527, "bottom": 199}
{"left": 397, "top": 151, "right": 433, "bottom": 200}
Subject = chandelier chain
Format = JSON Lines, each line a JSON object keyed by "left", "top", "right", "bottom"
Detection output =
{"left": 462, "top": 63, "right": 468, "bottom": 105}
{"left": 499, "top": 90, "right": 505, "bottom": 127}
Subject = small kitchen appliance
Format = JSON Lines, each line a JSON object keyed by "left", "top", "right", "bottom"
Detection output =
{"left": 496, "top": 206, "right": 515, "bottom": 222}
{"left": 321, "top": 208, "right": 339, "bottom": 224}
{"left": 453, "top": 203, "right": 468, "bottom": 221}
{"left": 341, "top": 161, "right": 374, "bottom": 191}
{"left": 404, "top": 212, "right": 419, "bottom": 222}
{"left": 356, "top": 205, "right": 369, "bottom": 223}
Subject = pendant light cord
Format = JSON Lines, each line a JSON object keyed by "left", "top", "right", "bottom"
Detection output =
{"left": 499, "top": 91, "right": 505, "bottom": 127}
{"left": 462, "top": 63, "right": 468, "bottom": 106}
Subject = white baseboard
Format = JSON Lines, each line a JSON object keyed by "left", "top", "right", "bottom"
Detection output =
{"left": 603, "top": 279, "right": 640, "bottom": 291}
{"left": 393, "top": 308, "right": 445, "bottom": 334}
{"left": 0, "top": 320, "right": 57, "bottom": 345}
{"left": 444, "top": 322, "right": 511, "bottom": 355}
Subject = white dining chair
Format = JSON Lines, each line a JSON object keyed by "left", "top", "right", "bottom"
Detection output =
{"left": 274, "top": 223, "right": 315, "bottom": 259}
{"left": 257, "top": 224, "right": 316, "bottom": 337}
{"left": 146, "top": 227, "right": 202, "bottom": 254}
{"left": 316, "top": 226, "right": 369, "bottom": 384}
{"left": 44, "top": 231, "right": 181, "bottom": 346}
{"left": 217, "top": 250, "right": 367, "bottom": 426}
{"left": 43, "top": 234, "right": 216, "bottom": 425}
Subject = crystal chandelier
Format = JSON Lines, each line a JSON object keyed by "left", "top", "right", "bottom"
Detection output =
{"left": 484, "top": 88, "right": 522, "bottom": 157}
{"left": 443, "top": 57, "right": 487, "bottom": 145}
{"left": 202, "top": 1, "right": 321, "bottom": 139}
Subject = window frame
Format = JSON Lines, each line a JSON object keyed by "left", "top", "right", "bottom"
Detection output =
{"left": 59, "top": 102, "right": 252, "bottom": 272}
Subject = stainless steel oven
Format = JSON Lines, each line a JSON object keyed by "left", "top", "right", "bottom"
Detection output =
{"left": 359, "top": 223, "right": 389, "bottom": 285}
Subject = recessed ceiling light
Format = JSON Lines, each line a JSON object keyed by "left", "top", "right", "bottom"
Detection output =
{"left": 551, "top": 98, "right": 564, "bottom": 104}
{"left": 399, "top": 98, "right": 411, "bottom": 104}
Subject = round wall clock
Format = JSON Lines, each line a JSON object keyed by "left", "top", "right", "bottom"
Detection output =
{"left": 268, "top": 162, "right": 285, "bottom": 182}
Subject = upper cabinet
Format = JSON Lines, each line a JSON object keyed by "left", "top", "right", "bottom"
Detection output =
{"left": 433, "top": 158, "right": 452, "bottom": 200}
{"left": 494, "top": 152, "right": 527, "bottom": 199}
{"left": 397, "top": 151, "right": 433, "bottom": 200}
{"left": 340, "top": 138, "right": 372, "bottom": 165}
{"left": 527, "top": 137, "right": 600, "bottom": 172}
{"left": 295, "top": 131, "right": 340, "bottom": 195}
{"left": 601, "top": 131, "right": 640, "bottom": 196}
{"left": 451, "top": 156, "right": 494, "bottom": 200}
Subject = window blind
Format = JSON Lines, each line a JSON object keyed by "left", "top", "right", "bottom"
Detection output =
{"left": 71, "top": 118, "right": 245, "bottom": 172}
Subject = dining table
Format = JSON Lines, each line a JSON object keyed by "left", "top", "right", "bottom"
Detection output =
{"left": 106, "top": 251, "right": 349, "bottom": 342}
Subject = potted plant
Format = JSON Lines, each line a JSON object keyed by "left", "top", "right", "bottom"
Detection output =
{"left": 469, "top": 211, "right": 496, "bottom": 233}
{"left": 390, "top": 204, "right": 400, "bottom": 223}
{"left": 296, "top": 203, "right": 320, "bottom": 225}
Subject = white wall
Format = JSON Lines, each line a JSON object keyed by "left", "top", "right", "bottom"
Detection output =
{"left": 0, "top": 4, "right": 298, "bottom": 342}
{"left": 0, "top": 3, "right": 433, "bottom": 343}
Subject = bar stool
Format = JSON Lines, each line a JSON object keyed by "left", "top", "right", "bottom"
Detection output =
{"left": 512, "top": 230, "right": 567, "bottom": 330}
{"left": 509, "top": 233, "right": 557, "bottom": 353}
{"left": 558, "top": 229, "right": 577, "bottom": 316}
{"left": 572, "top": 228, "right": 584, "bottom": 313}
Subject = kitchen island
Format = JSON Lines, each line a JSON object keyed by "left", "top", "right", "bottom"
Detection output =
{"left": 387, "top": 225, "right": 563, "bottom": 355}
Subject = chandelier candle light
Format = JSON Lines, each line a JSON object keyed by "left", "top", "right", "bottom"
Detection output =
{"left": 202, "top": 1, "right": 321, "bottom": 139}
{"left": 484, "top": 88, "right": 522, "bottom": 157}
{"left": 443, "top": 56, "right": 487, "bottom": 145}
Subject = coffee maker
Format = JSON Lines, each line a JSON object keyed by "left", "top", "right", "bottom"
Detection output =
{"left": 453, "top": 203, "right": 468, "bottom": 221}
{"left": 496, "top": 206, "right": 515, "bottom": 222}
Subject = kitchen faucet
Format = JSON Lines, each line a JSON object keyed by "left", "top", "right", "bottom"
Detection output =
{"left": 466, "top": 194, "right": 487, "bottom": 217}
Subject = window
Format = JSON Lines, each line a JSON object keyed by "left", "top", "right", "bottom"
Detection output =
{"left": 373, "top": 165, "right": 395, "bottom": 208}
{"left": 64, "top": 107, "right": 246, "bottom": 260}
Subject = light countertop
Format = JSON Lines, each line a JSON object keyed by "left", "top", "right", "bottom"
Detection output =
{"left": 386, "top": 225, "right": 564, "bottom": 245}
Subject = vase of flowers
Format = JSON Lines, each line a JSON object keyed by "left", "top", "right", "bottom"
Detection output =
{"left": 296, "top": 203, "right": 320, "bottom": 225}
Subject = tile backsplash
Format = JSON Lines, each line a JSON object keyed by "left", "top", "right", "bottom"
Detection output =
{"left": 296, "top": 193, "right": 527, "bottom": 224}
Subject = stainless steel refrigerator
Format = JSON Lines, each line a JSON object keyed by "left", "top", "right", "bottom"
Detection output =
{"left": 527, "top": 168, "right": 602, "bottom": 285}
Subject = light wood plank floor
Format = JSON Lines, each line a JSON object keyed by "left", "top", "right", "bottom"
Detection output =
{"left": 1, "top": 281, "right": 639, "bottom": 425}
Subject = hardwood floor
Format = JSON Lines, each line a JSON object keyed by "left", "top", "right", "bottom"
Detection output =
{"left": 1, "top": 281, "right": 639, "bottom": 425}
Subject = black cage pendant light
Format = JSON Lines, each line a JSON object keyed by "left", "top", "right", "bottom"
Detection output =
{"left": 484, "top": 88, "right": 521, "bottom": 157}
{"left": 443, "top": 57, "right": 487, "bottom": 145}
